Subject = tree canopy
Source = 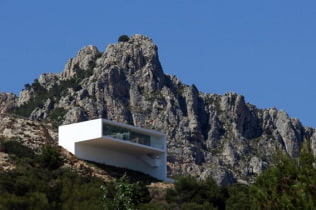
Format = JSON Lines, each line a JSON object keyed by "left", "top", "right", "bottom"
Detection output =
{"left": 118, "top": 35, "right": 130, "bottom": 42}
{"left": 1, "top": 138, "right": 316, "bottom": 209}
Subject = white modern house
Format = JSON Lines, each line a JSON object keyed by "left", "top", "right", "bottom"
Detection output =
{"left": 58, "top": 118, "right": 167, "bottom": 181}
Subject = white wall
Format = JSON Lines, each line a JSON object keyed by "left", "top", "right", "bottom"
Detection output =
{"left": 58, "top": 119, "right": 102, "bottom": 153}
{"left": 75, "top": 142, "right": 167, "bottom": 180}
{"left": 58, "top": 118, "right": 167, "bottom": 180}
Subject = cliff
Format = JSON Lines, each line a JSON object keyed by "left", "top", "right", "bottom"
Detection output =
{"left": 1, "top": 34, "right": 315, "bottom": 185}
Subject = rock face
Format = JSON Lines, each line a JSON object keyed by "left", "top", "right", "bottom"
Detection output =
{"left": 1, "top": 34, "right": 316, "bottom": 185}
{"left": 0, "top": 114, "right": 57, "bottom": 152}
{"left": 0, "top": 93, "right": 16, "bottom": 114}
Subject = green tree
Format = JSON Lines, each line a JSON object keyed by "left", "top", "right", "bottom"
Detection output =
{"left": 48, "top": 107, "right": 67, "bottom": 128}
{"left": 225, "top": 183, "right": 250, "bottom": 210}
{"left": 118, "top": 35, "right": 130, "bottom": 42}
{"left": 0, "top": 140, "right": 35, "bottom": 159}
{"left": 101, "top": 174, "right": 150, "bottom": 210}
{"left": 38, "top": 144, "right": 64, "bottom": 170}
{"left": 0, "top": 141, "right": 105, "bottom": 210}
{"left": 166, "top": 175, "right": 226, "bottom": 209}
{"left": 250, "top": 148, "right": 316, "bottom": 209}
{"left": 24, "top": 83, "right": 31, "bottom": 90}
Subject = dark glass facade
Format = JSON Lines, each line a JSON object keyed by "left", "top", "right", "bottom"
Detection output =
{"left": 103, "top": 123, "right": 151, "bottom": 146}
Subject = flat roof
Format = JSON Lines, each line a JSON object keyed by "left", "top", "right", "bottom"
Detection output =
{"left": 102, "top": 119, "right": 165, "bottom": 137}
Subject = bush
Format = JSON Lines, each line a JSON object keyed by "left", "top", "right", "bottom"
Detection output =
{"left": 249, "top": 148, "right": 316, "bottom": 209}
{"left": 101, "top": 174, "right": 150, "bottom": 209}
{"left": 166, "top": 175, "right": 227, "bottom": 209}
{"left": 0, "top": 164, "right": 104, "bottom": 209}
{"left": 38, "top": 145, "right": 63, "bottom": 170}
{"left": 118, "top": 35, "right": 130, "bottom": 42}
{"left": 0, "top": 140, "right": 35, "bottom": 159}
{"left": 49, "top": 107, "right": 67, "bottom": 128}
{"left": 225, "top": 183, "right": 250, "bottom": 210}
{"left": 138, "top": 202, "right": 169, "bottom": 210}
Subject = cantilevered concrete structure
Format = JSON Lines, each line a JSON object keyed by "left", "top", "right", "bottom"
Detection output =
{"left": 58, "top": 119, "right": 167, "bottom": 180}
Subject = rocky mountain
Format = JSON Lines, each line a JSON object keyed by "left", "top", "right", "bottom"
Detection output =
{"left": 1, "top": 34, "right": 315, "bottom": 185}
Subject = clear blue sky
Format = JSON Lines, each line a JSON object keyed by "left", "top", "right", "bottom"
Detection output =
{"left": 1, "top": 1, "right": 315, "bottom": 128}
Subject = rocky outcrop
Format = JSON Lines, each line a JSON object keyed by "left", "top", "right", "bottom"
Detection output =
{"left": 0, "top": 114, "right": 57, "bottom": 152}
{"left": 0, "top": 93, "right": 16, "bottom": 114}
{"left": 1, "top": 34, "right": 315, "bottom": 185}
{"left": 62, "top": 45, "right": 101, "bottom": 79}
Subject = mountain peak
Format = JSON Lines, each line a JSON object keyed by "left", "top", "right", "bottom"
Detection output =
{"left": 61, "top": 45, "right": 101, "bottom": 79}
{"left": 1, "top": 34, "right": 316, "bottom": 185}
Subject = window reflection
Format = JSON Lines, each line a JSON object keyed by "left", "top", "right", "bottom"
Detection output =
{"left": 103, "top": 124, "right": 151, "bottom": 147}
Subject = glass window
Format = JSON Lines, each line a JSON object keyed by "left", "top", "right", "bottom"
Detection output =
{"left": 103, "top": 123, "right": 151, "bottom": 147}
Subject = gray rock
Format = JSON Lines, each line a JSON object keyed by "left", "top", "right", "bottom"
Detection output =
{"left": 62, "top": 45, "right": 101, "bottom": 79}
{"left": 18, "top": 89, "right": 34, "bottom": 106}
{"left": 275, "top": 110, "right": 303, "bottom": 157}
{"left": 0, "top": 93, "right": 17, "bottom": 114}
{"left": 63, "top": 107, "right": 88, "bottom": 125}
{"left": 38, "top": 73, "right": 60, "bottom": 89}
{"left": 310, "top": 130, "right": 316, "bottom": 156}
{"left": 0, "top": 115, "right": 56, "bottom": 152}
{"left": 1, "top": 34, "right": 315, "bottom": 185}
{"left": 30, "top": 98, "right": 54, "bottom": 120}
{"left": 249, "top": 156, "right": 263, "bottom": 175}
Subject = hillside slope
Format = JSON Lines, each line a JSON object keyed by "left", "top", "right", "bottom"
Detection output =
{"left": 1, "top": 34, "right": 316, "bottom": 185}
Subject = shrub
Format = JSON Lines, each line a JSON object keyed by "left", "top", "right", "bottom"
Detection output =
{"left": 49, "top": 107, "right": 67, "bottom": 128}
{"left": 38, "top": 145, "right": 63, "bottom": 170}
{"left": 225, "top": 183, "right": 250, "bottom": 210}
{"left": 166, "top": 176, "right": 227, "bottom": 209}
{"left": 24, "top": 83, "right": 31, "bottom": 90}
{"left": 0, "top": 140, "right": 35, "bottom": 159}
{"left": 101, "top": 174, "right": 150, "bottom": 209}
{"left": 0, "top": 163, "right": 104, "bottom": 209}
{"left": 118, "top": 35, "right": 130, "bottom": 42}
{"left": 249, "top": 148, "right": 316, "bottom": 209}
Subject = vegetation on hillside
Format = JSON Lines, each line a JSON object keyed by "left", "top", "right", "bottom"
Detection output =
{"left": 160, "top": 146, "right": 316, "bottom": 210}
{"left": 0, "top": 139, "right": 152, "bottom": 210}
{"left": 250, "top": 146, "right": 316, "bottom": 209}
{"left": 0, "top": 137, "right": 316, "bottom": 209}
{"left": 0, "top": 140, "right": 101, "bottom": 209}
